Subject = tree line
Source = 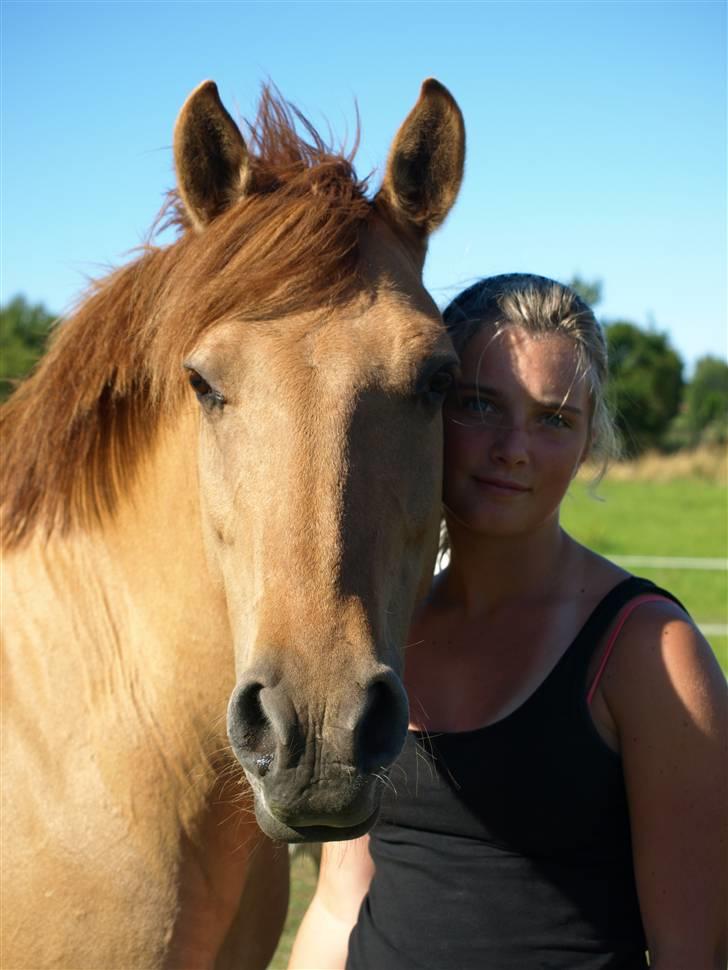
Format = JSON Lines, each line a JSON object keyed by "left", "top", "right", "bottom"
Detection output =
{"left": 1, "top": 288, "right": 726, "bottom": 457}
{"left": 568, "top": 277, "right": 727, "bottom": 456}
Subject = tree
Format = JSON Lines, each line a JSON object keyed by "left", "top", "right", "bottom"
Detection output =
{"left": 605, "top": 321, "right": 684, "bottom": 455}
{"left": 567, "top": 276, "right": 602, "bottom": 308}
{"left": 684, "top": 356, "right": 728, "bottom": 433}
{"left": 0, "top": 295, "right": 56, "bottom": 401}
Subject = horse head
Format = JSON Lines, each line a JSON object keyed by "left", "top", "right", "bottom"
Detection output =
{"left": 168, "top": 79, "right": 464, "bottom": 841}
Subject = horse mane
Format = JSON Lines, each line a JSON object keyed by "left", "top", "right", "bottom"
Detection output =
{"left": 1, "top": 87, "right": 375, "bottom": 549}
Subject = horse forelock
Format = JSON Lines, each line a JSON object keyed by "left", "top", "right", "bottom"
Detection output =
{"left": 0, "top": 86, "right": 392, "bottom": 549}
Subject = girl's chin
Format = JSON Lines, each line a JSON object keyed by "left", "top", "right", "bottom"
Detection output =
{"left": 447, "top": 504, "right": 562, "bottom": 540}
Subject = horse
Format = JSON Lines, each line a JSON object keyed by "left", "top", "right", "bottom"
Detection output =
{"left": 0, "top": 78, "right": 464, "bottom": 969}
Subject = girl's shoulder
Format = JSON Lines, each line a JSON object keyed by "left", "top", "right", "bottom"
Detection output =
{"left": 573, "top": 536, "right": 701, "bottom": 652}
{"left": 599, "top": 588, "right": 718, "bottom": 692}
{"left": 588, "top": 559, "right": 725, "bottom": 746}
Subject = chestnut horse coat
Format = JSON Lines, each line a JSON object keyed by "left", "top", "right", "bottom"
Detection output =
{"left": 1, "top": 79, "right": 464, "bottom": 969}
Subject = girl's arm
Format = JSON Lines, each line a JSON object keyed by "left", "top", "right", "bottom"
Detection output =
{"left": 288, "top": 835, "right": 375, "bottom": 970}
{"left": 603, "top": 601, "right": 727, "bottom": 970}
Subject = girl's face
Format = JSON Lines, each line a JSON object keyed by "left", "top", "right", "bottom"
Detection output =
{"left": 443, "top": 324, "right": 591, "bottom": 539}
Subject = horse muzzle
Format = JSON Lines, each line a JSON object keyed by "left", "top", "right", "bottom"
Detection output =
{"left": 251, "top": 784, "right": 382, "bottom": 843}
{"left": 226, "top": 664, "right": 408, "bottom": 842}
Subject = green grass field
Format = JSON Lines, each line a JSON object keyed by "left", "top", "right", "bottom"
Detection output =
{"left": 270, "top": 476, "right": 728, "bottom": 969}
{"left": 269, "top": 855, "right": 318, "bottom": 969}
{"left": 561, "top": 478, "right": 727, "bottom": 670}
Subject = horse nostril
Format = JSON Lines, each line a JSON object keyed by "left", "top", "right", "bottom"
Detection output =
{"left": 234, "top": 682, "right": 266, "bottom": 744}
{"left": 227, "top": 680, "right": 276, "bottom": 776}
{"left": 355, "top": 673, "right": 409, "bottom": 775}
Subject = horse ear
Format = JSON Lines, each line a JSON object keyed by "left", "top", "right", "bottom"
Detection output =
{"left": 376, "top": 79, "right": 465, "bottom": 240}
{"left": 173, "top": 80, "right": 252, "bottom": 231}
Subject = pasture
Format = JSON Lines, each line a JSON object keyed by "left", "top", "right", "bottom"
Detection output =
{"left": 562, "top": 474, "right": 727, "bottom": 671}
{"left": 270, "top": 855, "right": 319, "bottom": 969}
{"left": 270, "top": 467, "right": 728, "bottom": 969}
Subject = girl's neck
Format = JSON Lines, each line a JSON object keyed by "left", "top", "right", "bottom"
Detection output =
{"left": 439, "top": 517, "right": 577, "bottom": 616}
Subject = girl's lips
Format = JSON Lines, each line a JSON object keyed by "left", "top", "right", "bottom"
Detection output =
{"left": 473, "top": 476, "right": 530, "bottom": 493}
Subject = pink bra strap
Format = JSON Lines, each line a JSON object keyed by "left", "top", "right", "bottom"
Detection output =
{"left": 587, "top": 594, "right": 671, "bottom": 705}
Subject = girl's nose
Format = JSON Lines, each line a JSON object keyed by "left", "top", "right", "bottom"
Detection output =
{"left": 490, "top": 423, "right": 529, "bottom": 466}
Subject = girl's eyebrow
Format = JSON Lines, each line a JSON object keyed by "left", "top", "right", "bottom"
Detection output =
{"left": 540, "top": 401, "right": 584, "bottom": 416}
{"left": 456, "top": 382, "right": 584, "bottom": 416}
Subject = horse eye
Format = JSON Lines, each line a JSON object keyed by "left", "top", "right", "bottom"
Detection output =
{"left": 428, "top": 370, "right": 454, "bottom": 396}
{"left": 420, "top": 368, "right": 455, "bottom": 406}
{"left": 188, "top": 370, "right": 212, "bottom": 396}
{"left": 186, "top": 368, "right": 225, "bottom": 409}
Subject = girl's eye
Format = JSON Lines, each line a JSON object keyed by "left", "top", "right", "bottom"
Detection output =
{"left": 542, "top": 411, "right": 569, "bottom": 429}
{"left": 446, "top": 394, "right": 501, "bottom": 428}
{"left": 463, "top": 396, "right": 496, "bottom": 413}
{"left": 458, "top": 396, "right": 499, "bottom": 423}
{"left": 186, "top": 368, "right": 225, "bottom": 409}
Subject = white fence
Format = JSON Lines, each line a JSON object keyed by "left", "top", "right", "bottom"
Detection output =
{"left": 612, "top": 556, "right": 727, "bottom": 637}
{"left": 613, "top": 555, "right": 727, "bottom": 571}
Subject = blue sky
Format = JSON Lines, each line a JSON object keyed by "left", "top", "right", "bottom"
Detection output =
{"left": 2, "top": 0, "right": 725, "bottom": 373}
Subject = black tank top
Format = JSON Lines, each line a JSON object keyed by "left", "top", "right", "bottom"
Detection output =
{"left": 347, "top": 578, "right": 682, "bottom": 970}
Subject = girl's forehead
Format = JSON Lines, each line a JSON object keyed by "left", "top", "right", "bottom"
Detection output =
{"left": 462, "top": 325, "right": 588, "bottom": 401}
